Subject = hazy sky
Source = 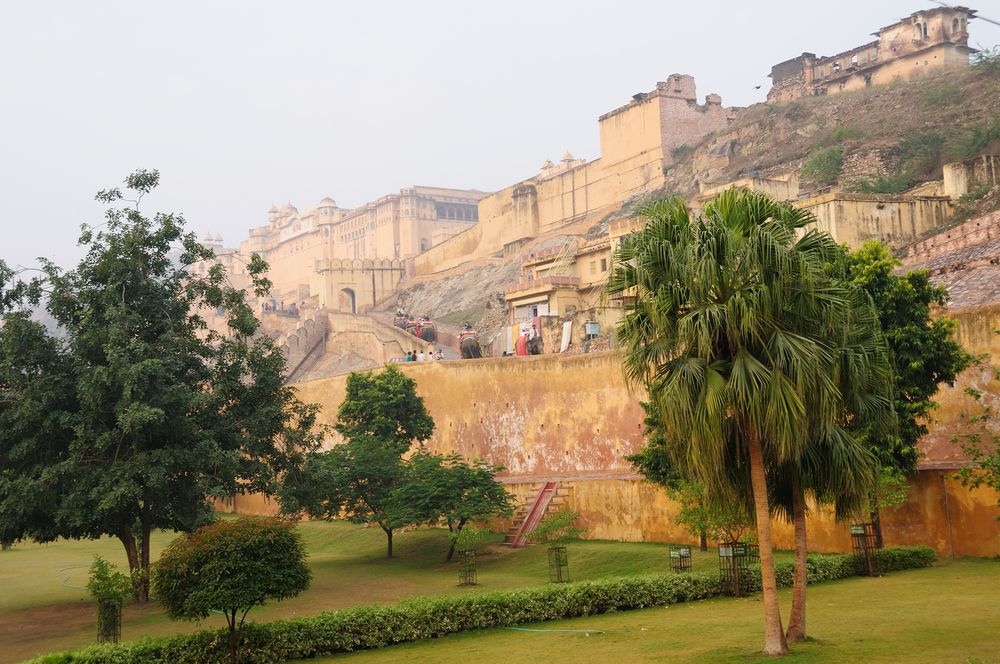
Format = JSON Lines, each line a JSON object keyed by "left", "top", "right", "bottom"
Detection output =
{"left": 2, "top": 1, "right": 998, "bottom": 271}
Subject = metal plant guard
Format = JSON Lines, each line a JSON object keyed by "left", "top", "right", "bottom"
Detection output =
{"left": 851, "top": 523, "right": 882, "bottom": 576}
{"left": 96, "top": 598, "right": 123, "bottom": 644}
{"left": 548, "top": 546, "right": 569, "bottom": 583}
{"left": 458, "top": 549, "right": 478, "bottom": 586}
{"left": 669, "top": 545, "right": 692, "bottom": 572}
{"left": 718, "top": 542, "right": 759, "bottom": 597}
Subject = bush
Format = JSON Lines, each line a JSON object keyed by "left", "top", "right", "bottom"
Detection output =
{"left": 30, "top": 546, "right": 936, "bottom": 664}
{"left": 671, "top": 144, "right": 694, "bottom": 160}
{"left": 847, "top": 173, "right": 913, "bottom": 194}
{"left": 801, "top": 147, "right": 844, "bottom": 185}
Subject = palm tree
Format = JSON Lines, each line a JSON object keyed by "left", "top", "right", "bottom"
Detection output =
{"left": 607, "top": 190, "right": 863, "bottom": 656}
{"left": 777, "top": 290, "right": 893, "bottom": 642}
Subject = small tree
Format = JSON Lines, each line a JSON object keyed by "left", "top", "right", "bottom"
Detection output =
{"left": 152, "top": 518, "right": 310, "bottom": 664}
{"left": 86, "top": 556, "right": 134, "bottom": 644}
{"left": 668, "top": 479, "right": 753, "bottom": 546}
{"left": 531, "top": 509, "right": 585, "bottom": 584}
{"left": 393, "top": 451, "right": 515, "bottom": 561}
{"left": 281, "top": 365, "right": 434, "bottom": 557}
{"left": 530, "top": 508, "right": 586, "bottom": 544}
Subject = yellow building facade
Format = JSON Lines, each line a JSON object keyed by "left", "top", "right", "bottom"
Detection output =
{"left": 768, "top": 5, "right": 977, "bottom": 102}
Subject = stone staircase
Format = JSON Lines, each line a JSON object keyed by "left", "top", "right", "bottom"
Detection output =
{"left": 503, "top": 481, "right": 572, "bottom": 547}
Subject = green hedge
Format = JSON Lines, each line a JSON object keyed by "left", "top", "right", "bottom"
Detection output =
{"left": 30, "top": 546, "right": 935, "bottom": 664}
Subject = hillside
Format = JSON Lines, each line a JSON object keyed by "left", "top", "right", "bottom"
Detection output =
{"left": 663, "top": 62, "right": 1000, "bottom": 197}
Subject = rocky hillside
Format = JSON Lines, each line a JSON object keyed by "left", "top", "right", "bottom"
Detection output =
{"left": 664, "top": 62, "right": 1000, "bottom": 197}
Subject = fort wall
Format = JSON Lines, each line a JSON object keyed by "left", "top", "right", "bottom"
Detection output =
{"left": 269, "top": 350, "right": 999, "bottom": 557}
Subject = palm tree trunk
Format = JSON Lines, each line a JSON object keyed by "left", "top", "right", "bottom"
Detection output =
{"left": 747, "top": 431, "right": 789, "bottom": 656}
{"left": 786, "top": 476, "right": 808, "bottom": 643}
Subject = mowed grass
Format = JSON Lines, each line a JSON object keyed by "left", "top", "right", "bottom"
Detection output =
{"left": 317, "top": 559, "right": 1000, "bottom": 664}
{"left": 0, "top": 519, "right": 746, "bottom": 663}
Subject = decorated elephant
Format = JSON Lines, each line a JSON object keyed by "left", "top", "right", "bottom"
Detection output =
{"left": 527, "top": 335, "right": 543, "bottom": 355}
{"left": 459, "top": 333, "right": 482, "bottom": 359}
{"left": 418, "top": 323, "right": 437, "bottom": 343}
{"left": 393, "top": 310, "right": 408, "bottom": 329}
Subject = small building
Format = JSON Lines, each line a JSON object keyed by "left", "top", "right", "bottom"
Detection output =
{"left": 768, "top": 6, "right": 977, "bottom": 103}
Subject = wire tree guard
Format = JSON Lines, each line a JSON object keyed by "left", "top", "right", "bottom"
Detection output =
{"left": 718, "top": 542, "right": 759, "bottom": 597}
{"left": 669, "top": 545, "right": 692, "bottom": 572}
{"left": 851, "top": 523, "right": 882, "bottom": 577}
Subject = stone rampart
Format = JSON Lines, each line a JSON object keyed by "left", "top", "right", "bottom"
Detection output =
{"left": 269, "top": 351, "right": 999, "bottom": 557}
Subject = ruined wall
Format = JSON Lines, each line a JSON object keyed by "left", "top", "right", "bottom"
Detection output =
{"left": 903, "top": 210, "right": 1000, "bottom": 263}
{"left": 801, "top": 193, "right": 953, "bottom": 249}
{"left": 277, "top": 351, "right": 998, "bottom": 556}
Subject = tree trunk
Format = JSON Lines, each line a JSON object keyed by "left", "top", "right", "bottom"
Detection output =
{"left": 747, "top": 431, "right": 789, "bottom": 656}
{"left": 384, "top": 527, "right": 394, "bottom": 558}
{"left": 870, "top": 504, "right": 884, "bottom": 549}
{"left": 137, "top": 516, "right": 151, "bottom": 602}
{"left": 227, "top": 609, "right": 239, "bottom": 664}
{"left": 446, "top": 538, "right": 457, "bottom": 563}
{"left": 117, "top": 527, "right": 140, "bottom": 600}
{"left": 699, "top": 529, "right": 708, "bottom": 552}
{"left": 786, "top": 476, "right": 808, "bottom": 643}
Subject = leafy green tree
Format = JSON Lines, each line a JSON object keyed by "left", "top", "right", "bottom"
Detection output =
{"left": 392, "top": 451, "right": 515, "bottom": 561}
{"left": 152, "top": 517, "right": 310, "bottom": 664}
{"left": 835, "top": 240, "right": 971, "bottom": 543}
{"left": 0, "top": 170, "right": 321, "bottom": 600}
{"left": 282, "top": 364, "right": 434, "bottom": 557}
{"left": 607, "top": 190, "right": 883, "bottom": 656}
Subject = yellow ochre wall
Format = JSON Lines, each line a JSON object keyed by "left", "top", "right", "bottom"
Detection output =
{"left": 262, "top": 351, "right": 999, "bottom": 557}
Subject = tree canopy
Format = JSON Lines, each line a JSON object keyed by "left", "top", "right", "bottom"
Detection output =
{"left": 0, "top": 170, "right": 321, "bottom": 599}
{"left": 152, "top": 517, "right": 310, "bottom": 664}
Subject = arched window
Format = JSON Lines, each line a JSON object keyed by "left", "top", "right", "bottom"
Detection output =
{"left": 419, "top": 238, "right": 429, "bottom": 252}
{"left": 915, "top": 22, "right": 922, "bottom": 39}
{"left": 923, "top": 22, "right": 928, "bottom": 38}
{"left": 953, "top": 18, "right": 960, "bottom": 32}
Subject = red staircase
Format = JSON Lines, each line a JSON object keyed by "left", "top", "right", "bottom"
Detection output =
{"left": 504, "top": 481, "right": 562, "bottom": 548}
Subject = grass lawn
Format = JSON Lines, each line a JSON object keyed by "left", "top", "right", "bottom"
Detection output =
{"left": 314, "top": 559, "right": 1000, "bottom": 664}
{"left": 0, "top": 519, "right": 749, "bottom": 663}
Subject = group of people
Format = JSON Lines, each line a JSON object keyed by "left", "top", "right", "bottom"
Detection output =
{"left": 403, "top": 348, "right": 443, "bottom": 362}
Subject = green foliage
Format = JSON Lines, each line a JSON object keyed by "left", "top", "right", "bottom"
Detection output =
{"left": 449, "top": 524, "right": 494, "bottom": 553}
{"left": 282, "top": 365, "right": 512, "bottom": 559}
{"left": 971, "top": 45, "right": 1000, "bottom": 75}
{"left": 899, "top": 130, "right": 946, "bottom": 178}
{"left": 627, "top": 402, "right": 752, "bottom": 544}
{"left": 335, "top": 364, "right": 434, "bottom": 452}
{"left": 951, "top": 383, "right": 1000, "bottom": 515}
{"left": 667, "top": 479, "right": 753, "bottom": 544}
{"left": 815, "top": 125, "right": 863, "bottom": 148}
{"left": 920, "top": 81, "right": 962, "bottom": 107}
{"left": 87, "top": 556, "right": 135, "bottom": 603}
{"left": 846, "top": 173, "right": 913, "bottom": 194}
{"left": 30, "top": 546, "right": 935, "bottom": 664}
{"left": 835, "top": 241, "right": 972, "bottom": 475}
{"left": 801, "top": 146, "right": 843, "bottom": 184}
{"left": 0, "top": 170, "right": 322, "bottom": 601}
{"left": 670, "top": 144, "right": 694, "bottom": 160}
{"left": 392, "top": 451, "right": 514, "bottom": 561}
{"left": 151, "top": 518, "right": 310, "bottom": 664}
{"left": 530, "top": 509, "right": 586, "bottom": 544}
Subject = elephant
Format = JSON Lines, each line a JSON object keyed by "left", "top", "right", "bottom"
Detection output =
{"left": 527, "top": 336, "right": 543, "bottom": 355}
{"left": 460, "top": 335, "right": 482, "bottom": 359}
{"left": 418, "top": 325, "right": 437, "bottom": 343}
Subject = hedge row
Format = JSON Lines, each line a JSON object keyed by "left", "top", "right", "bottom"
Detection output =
{"left": 31, "top": 546, "right": 936, "bottom": 664}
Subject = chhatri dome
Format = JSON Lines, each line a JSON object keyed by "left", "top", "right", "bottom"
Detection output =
{"left": 319, "top": 196, "right": 337, "bottom": 207}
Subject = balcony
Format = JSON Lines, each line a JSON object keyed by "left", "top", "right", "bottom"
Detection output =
{"left": 504, "top": 275, "right": 581, "bottom": 298}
